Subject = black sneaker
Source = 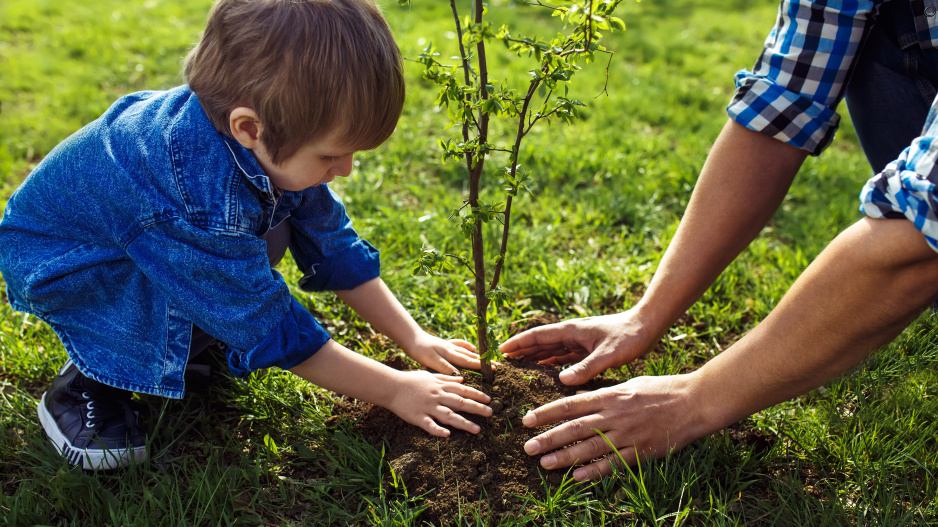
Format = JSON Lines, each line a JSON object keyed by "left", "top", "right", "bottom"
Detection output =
{"left": 37, "top": 360, "right": 147, "bottom": 470}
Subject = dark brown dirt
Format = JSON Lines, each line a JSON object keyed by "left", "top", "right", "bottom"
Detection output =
{"left": 331, "top": 356, "right": 618, "bottom": 524}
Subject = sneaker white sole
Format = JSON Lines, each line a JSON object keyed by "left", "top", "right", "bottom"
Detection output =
{"left": 37, "top": 392, "right": 147, "bottom": 470}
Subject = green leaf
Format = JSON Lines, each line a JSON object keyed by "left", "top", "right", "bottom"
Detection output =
{"left": 263, "top": 434, "right": 279, "bottom": 456}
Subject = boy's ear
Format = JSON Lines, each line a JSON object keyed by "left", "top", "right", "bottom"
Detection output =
{"left": 229, "top": 107, "right": 264, "bottom": 149}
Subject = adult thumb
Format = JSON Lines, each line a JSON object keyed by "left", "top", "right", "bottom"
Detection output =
{"left": 558, "top": 357, "right": 604, "bottom": 386}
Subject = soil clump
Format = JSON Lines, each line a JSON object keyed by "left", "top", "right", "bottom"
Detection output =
{"left": 332, "top": 357, "right": 617, "bottom": 524}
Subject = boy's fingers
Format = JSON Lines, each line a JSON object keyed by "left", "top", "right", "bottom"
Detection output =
{"left": 442, "top": 381, "right": 492, "bottom": 405}
{"left": 421, "top": 417, "right": 451, "bottom": 438}
{"left": 433, "top": 373, "right": 464, "bottom": 382}
{"left": 449, "top": 346, "right": 482, "bottom": 360}
{"left": 434, "top": 407, "right": 482, "bottom": 434}
{"left": 446, "top": 345, "right": 498, "bottom": 371}
{"left": 454, "top": 393, "right": 493, "bottom": 415}
{"left": 427, "top": 356, "right": 460, "bottom": 375}
{"left": 444, "top": 395, "right": 492, "bottom": 417}
{"left": 448, "top": 339, "right": 477, "bottom": 352}
{"left": 444, "top": 350, "right": 482, "bottom": 369}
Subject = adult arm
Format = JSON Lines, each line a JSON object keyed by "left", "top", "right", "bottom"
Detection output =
{"left": 520, "top": 217, "right": 938, "bottom": 480}
{"left": 501, "top": 120, "right": 808, "bottom": 384}
{"left": 501, "top": 0, "right": 881, "bottom": 384}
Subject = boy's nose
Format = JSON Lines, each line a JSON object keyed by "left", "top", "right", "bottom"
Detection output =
{"left": 334, "top": 154, "right": 354, "bottom": 178}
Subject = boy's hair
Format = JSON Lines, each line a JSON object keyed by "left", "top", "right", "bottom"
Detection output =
{"left": 184, "top": 0, "right": 405, "bottom": 164}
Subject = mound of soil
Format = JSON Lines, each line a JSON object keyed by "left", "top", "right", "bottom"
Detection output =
{"left": 331, "top": 357, "right": 617, "bottom": 524}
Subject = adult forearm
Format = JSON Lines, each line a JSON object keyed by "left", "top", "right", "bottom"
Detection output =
{"left": 696, "top": 217, "right": 938, "bottom": 429}
{"left": 636, "top": 120, "right": 807, "bottom": 339}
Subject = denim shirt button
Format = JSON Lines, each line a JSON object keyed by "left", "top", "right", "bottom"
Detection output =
{"left": 927, "top": 5, "right": 937, "bottom": 17}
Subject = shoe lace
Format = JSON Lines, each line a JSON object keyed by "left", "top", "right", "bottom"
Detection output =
{"left": 81, "top": 391, "right": 136, "bottom": 429}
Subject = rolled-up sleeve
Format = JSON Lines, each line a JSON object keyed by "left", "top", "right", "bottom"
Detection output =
{"left": 125, "top": 215, "right": 331, "bottom": 376}
{"left": 860, "top": 104, "right": 938, "bottom": 252}
{"left": 727, "top": 0, "right": 877, "bottom": 155}
{"left": 288, "top": 185, "right": 381, "bottom": 292}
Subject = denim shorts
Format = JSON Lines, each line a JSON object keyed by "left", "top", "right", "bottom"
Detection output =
{"left": 846, "top": 0, "right": 938, "bottom": 174}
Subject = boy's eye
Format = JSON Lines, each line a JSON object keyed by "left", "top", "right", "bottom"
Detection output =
{"left": 321, "top": 155, "right": 342, "bottom": 162}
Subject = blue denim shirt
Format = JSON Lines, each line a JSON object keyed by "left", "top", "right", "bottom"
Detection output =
{"left": 0, "top": 86, "right": 380, "bottom": 398}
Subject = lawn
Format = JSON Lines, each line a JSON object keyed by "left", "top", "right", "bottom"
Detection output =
{"left": 2, "top": 0, "right": 937, "bottom": 525}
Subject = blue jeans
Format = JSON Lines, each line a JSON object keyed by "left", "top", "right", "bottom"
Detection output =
{"left": 846, "top": 0, "right": 938, "bottom": 174}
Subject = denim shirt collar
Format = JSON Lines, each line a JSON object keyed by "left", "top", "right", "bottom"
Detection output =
{"left": 220, "top": 135, "right": 277, "bottom": 197}
{"left": 170, "top": 87, "right": 276, "bottom": 198}
{"left": 213, "top": 114, "right": 305, "bottom": 214}
{"left": 217, "top": 133, "right": 307, "bottom": 218}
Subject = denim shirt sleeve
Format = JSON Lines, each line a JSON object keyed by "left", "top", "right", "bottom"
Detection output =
{"left": 727, "top": 0, "right": 879, "bottom": 155}
{"left": 124, "top": 215, "right": 331, "bottom": 375}
{"left": 859, "top": 99, "right": 938, "bottom": 252}
{"left": 288, "top": 185, "right": 381, "bottom": 292}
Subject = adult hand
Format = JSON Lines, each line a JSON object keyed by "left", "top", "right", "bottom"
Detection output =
{"left": 405, "top": 332, "right": 486, "bottom": 375}
{"left": 500, "top": 309, "right": 659, "bottom": 386}
{"left": 520, "top": 374, "right": 709, "bottom": 480}
{"left": 388, "top": 370, "right": 493, "bottom": 437}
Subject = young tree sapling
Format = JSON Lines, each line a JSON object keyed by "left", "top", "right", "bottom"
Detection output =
{"left": 409, "top": 0, "right": 630, "bottom": 382}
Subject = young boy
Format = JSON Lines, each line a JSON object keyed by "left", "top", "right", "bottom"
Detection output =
{"left": 0, "top": 0, "right": 492, "bottom": 471}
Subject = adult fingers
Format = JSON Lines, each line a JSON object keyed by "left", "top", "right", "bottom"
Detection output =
{"left": 521, "top": 390, "right": 605, "bottom": 429}
{"left": 523, "top": 412, "right": 606, "bottom": 459}
{"left": 500, "top": 323, "right": 575, "bottom": 356}
{"left": 511, "top": 345, "right": 574, "bottom": 363}
{"left": 502, "top": 342, "right": 567, "bottom": 360}
{"left": 572, "top": 447, "right": 638, "bottom": 481}
{"left": 557, "top": 346, "right": 623, "bottom": 386}
{"left": 531, "top": 429, "right": 617, "bottom": 470}
{"left": 537, "top": 349, "right": 590, "bottom": 366}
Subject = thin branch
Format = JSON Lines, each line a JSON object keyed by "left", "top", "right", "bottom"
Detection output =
{"left": 525, "top": 87, "right": 554, "bottom": 136}
{"left": 447, "top": 200, "right": 472, "bottom": 220}
{"left": 445, "top": 253, "right": 477, "bottom": 277}
{"left": 597, "top": 50, "right": 614, "bottom": 97}
{"left": 450, "top": 0, "right": 473, "bottom": 88}
{"left": 488, "top": 74, "right": 542, "bottom": 292}
{"left": 451, "top": 0, "right": 474, "bottom": 174}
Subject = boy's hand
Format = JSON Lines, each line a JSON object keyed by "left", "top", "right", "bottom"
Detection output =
{"left": 388, "top": 371, "right": 493, "bottom": 437}
{"left": 405, "top": 332, "right": 487, "bottom": 375}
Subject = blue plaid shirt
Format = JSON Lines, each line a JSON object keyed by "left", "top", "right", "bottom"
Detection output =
{"left": 860, "top": 97, "right": 938, "bottom": 251}
{"left": 728, "top": 0, "right": 938, "bottom": 156}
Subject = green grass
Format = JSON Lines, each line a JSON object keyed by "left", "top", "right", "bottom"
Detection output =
{"left": 2, "top": 0, "right": 937, "bottom": 525}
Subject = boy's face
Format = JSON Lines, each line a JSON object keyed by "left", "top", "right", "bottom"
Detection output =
{"left": 252, "top": 130, "right": 356, "bottom": 192}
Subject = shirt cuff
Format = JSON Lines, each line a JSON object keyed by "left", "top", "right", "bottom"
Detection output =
{"left": 225, "top": 295, "right": 331, "bottom": 376}
{"left": 297, "top": 239, "right": 380, "bottom": 292}
{"left": 859, "top": 150, "right": 938, "bottom": 253}
{"left": 728, "top": 72, "right": 841, "bottom": 156}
